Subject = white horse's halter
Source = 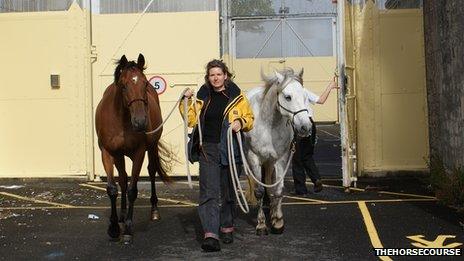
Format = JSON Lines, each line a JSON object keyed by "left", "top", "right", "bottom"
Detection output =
{"left": 276, "top": 96, "right": 309, "bottom": 127}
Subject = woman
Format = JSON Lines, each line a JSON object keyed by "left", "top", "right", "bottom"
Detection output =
{"left": 179, "top": 59, "right": 254, "bottom": 252}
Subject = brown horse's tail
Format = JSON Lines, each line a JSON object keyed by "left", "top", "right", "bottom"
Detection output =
{"left": 153, "top": 140, "right": 178, "bottom": 183}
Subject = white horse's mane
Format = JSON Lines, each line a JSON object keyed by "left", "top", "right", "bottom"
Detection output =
{"left": 258, "top": 68, "right": 303, "bottom": 119}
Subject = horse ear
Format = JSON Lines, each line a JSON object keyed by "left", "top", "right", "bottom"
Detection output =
{"left": 275, "top": 71, "right": 284, "bottom": 84}
{"left": 137, "top": 53, "right": 145, "bottom": 69}
{"left": 120, "top": 55, "right": 128, "bottom": 65}
{"left": 298, "top": 67, "right": 304, "bottom": 78}
{"left": 115, "top": 55, "right": 128, "bottom": 83}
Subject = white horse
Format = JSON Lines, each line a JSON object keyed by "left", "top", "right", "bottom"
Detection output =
{"left": 243, "top": 68, "right": 312, "bottom": 235}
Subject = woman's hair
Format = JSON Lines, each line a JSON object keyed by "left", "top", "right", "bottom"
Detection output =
{"left": 204, "top": 59, "right": 233, "bottom": 86}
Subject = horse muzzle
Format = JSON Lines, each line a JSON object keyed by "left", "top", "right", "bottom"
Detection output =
{"left": 296, "top": 125, "right": 311, "bottom": 137}
{"left": 131, "top": 116, "right": 147, "bottom": 132}
{"left": 293, "top": 115, "right": 312, "bottom": 137}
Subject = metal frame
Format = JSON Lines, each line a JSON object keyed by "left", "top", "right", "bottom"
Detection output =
{"left": 231, "top": 16, "right": 336, "bottom": 59}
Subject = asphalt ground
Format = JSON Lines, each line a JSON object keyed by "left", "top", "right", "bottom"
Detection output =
{"left": 0, "top": 177, "right": 463, "bottom": 261}
{"left": 313, "top": 124, "right": 342, "bottom": 178}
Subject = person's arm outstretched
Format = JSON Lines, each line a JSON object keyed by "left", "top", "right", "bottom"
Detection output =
{"left": 317, "top": 77, "right": 339, "bottom": 104}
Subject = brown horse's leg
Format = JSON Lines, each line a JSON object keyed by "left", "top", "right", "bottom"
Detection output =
{"left": 122, "top": 148, "right": 145, "bottom": 244}
{"left": 114, "top": 156, "right": 128, "bottom": 223}
{"left": 102, "top": 149, "right": 120, "bottom": 239}
{"left": 147, "top": 147, "right": 160, "bottom": 221}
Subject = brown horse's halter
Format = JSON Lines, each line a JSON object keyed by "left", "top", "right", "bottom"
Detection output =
{"left": 125, "top": 82, "right": 148, "bottom": 108}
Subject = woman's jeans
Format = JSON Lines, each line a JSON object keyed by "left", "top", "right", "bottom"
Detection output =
{"left": 198, "top": 142, "right": 235, "bottom": 239}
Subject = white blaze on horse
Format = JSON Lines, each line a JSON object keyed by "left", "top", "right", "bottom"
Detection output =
{"left": 243, "top": 68, "right": 312, "bottom": 235}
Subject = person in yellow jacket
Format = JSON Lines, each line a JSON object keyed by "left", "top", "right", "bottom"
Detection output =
{"left": 179, "top": 59, "right": 254, "bottom": 252}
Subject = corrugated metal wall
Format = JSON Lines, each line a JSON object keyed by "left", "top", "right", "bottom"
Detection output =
{"left": 0, "top": 0, "right": 83, "bottom": 12}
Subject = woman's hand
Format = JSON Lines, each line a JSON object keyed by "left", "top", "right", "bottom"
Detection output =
{"left": 231, "top": 120, "right": 242, "bottom": 132}
{"left": 183, "top": 88, "right": 194, "bottom": 98}
{"left": 329, "top": 76, "right": 340, "bottom": 90}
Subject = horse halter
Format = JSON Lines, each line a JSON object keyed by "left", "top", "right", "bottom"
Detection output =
{"left": 126, "top": 81, "right": 149, "bottom": 108}
{"left": 276, "top": 96, "right": 308, "bottom": 124}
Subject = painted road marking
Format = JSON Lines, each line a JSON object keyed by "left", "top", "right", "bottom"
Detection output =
{"left": 177, "top": 181, "right": 200, "bottom": 187}
{"left": 310, "top": 182, "right": 437, "bottom": 199}
{"left": 79, "top": 183, "right": 198, "bottom": 207}
{"left": 0, "top": 198, "right": 437, "bottom": 210}
{"left": 282, "top": 198, "right": 436, "bottom": 205}
{"left": 312, "top": 183, "right": 366, "bottom": 192}
{"left": 283, "top": 195, "right": 328, "bottom": 203}
{"left": 358, "top": 201, "right": 392, "bottom": 261}
{"left": 407, "top": 235, "right": 463, "bottom": 248}
{"left": 378, "top": 191, "right": 436, "bottom": 199}
{"left": 0, "top": 191, "right": 74, "bottom": 208}
{"left": 0, "top": 204, "right": 196, "bottom": 210}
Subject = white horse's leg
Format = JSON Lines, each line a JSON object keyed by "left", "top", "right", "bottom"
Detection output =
{"left": 247, "top": 152, "right": 268, "bottom": 235}
{"left": 269, "top": 157, "right": 286, "bottom": 234}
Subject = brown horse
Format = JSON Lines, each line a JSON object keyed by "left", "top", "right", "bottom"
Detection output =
{"left": 95, "top": 54, "right": 171, "bottom": 243}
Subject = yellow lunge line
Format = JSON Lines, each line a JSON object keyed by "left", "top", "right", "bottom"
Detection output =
{"left": 0, "top": 191, "right": 74, "bottom": 208}
{"left": 358, "top": 201, "right": 393, "bottom": 261}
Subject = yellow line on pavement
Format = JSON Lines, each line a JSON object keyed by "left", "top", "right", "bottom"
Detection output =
{"left": 378, "top": 191, "right": 436, "bottom": 199}
{"left": 0, "top": 197, "right": 438, "bottom": 210}
{"left": 333, "top": 198, "right": 436, "bottom": 204}
{"left": 310, "top": 183, "right": 437, "bottom": 199}
{"left": 316, "top": 183, "right": 365, "bottom": 192}
{"left": 79, "top": 183, "right": 198, "bottom": 207}
{"left": 0, "top": 192, "right": 74, "bottom": 208}
{"left": 282, "top": 198, "right": 436, "bottom": 206}
{"left": 358, "top": 201, "right": 392, "bottom": 261}
{"left": 0, "top": 204, "right": 195, "bottom": 210}
{"left": 283, "top": 195, "right": 328, "bottom": 203}
{"left": 177, "top": 181, "right": 200, "bottom": 187}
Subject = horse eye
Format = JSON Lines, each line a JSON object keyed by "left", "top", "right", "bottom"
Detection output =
{"left": 284, "top": 95, "right": 291, "bottom": 101}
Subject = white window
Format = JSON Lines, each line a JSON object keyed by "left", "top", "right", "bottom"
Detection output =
{"left": 234, "top": 17, "right": 334, "bottom": 59}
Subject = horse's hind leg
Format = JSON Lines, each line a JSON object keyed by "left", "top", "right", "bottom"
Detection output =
{"left": 102, "top": 149, "right": 120, "bottom": 239}
{"left": 114, "top": 156, "right": 128, "bottom": 223}
{"left": 248, "top": 153, "right": 268, "bottom": 235}
{"left": 147, "top": 147, "right": 160, "bottom": 221}
{"left": 122, "top": 148, "right": 145, "bottom": 244}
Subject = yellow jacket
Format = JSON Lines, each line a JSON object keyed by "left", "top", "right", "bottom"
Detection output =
{"left": 178, "top": 82, "right": 254, "bottom": 164}
{"left": 178, "top": 82, "right": 254, "bottom": 132}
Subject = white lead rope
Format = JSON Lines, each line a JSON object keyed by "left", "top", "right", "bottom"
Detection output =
{"left": 182, "top": 97, "right": 193, "bottom": 189}
{"left": 180, "top": 88, "right": 202, "bottom": 190}
{"left": 237, "top": 134, "right": 295, "bottom": 188}
{"left": 144, "top": 88, "right": 193, "bottom": 188}
{"left": 227, "top": 127, "right": 296, "bottom": 214}
{"left": 145, "top": 89, "right": 189, "bottom": 135}
{"left": 227, "top": 127, "right": 250, "bottom": 213}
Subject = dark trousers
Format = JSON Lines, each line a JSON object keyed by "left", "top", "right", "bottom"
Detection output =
{"left": 292, "top": 119, "right": 320, "bottom": 194}
{"left": 198, "top": 142, "right": 235, "bottom": 239}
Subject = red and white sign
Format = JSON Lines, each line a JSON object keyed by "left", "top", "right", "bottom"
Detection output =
{"left": 148, "top": 76, "right": 167, "bottom": 95}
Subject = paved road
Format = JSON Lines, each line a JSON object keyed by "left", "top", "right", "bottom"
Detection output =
{"left": 0, "top": 178, "right": 462, "bottom": 260}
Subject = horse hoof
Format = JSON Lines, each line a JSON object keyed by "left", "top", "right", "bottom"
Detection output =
{"left": 256, "top": 228, "right": 268, "bottom": 236}
{"left": 122, "top": 234, "right": 132, "bottom": 245}
{"left": 107, "top": 223, "right": 120, "bottom": 239}
{"left": 270, "top": 225, "right": 285, "bottom": 234}
{"left": 151, "top": 210, "right": 161, "bottom": 221}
